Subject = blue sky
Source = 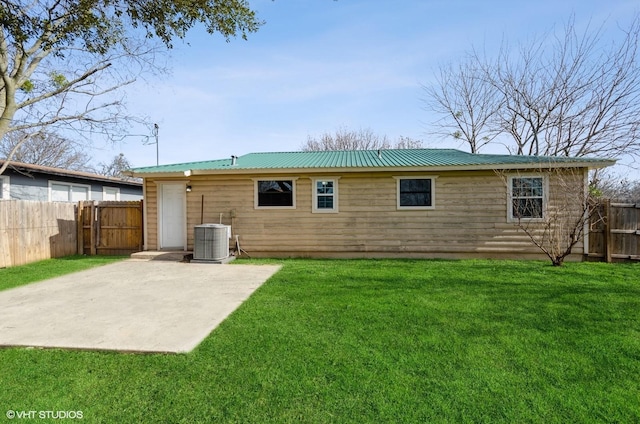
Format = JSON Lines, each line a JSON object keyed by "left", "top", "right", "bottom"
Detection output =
{"left": 97, "top": 0, "right": 639, "bottom": 176}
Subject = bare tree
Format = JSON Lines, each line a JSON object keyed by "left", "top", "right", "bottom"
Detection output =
{"left": 97, "top": 153, "right": 135, "bottom": 179}
{"left": 423, "top": 59, "right": 501, "bottom": 153}
{"left": 301, "top": 127, "right": 423, "bottom": 151}
{"left": 590, "top": 169, "right": 640, "bottom": 202}
{"left": 496, "top": 166, "right": 602, "bottom": 266}
{"left": 0, "top": 0, "right": 262, "bottom": 175}
{"left": 394, "top": 135, "right": 424, "bottom": 149}
{"left": 0, "top": 129, "right": 92, "bottom": 171}
{"left": 425, "top": 15, "right": 640, "bottom": 161}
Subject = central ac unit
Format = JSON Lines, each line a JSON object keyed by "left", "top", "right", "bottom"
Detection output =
{"left": 193, "top": 224, "right": 230, "bottom": 261}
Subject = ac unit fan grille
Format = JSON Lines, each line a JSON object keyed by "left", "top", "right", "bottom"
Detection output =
{"left": 194, "top": 224, "right": 229, "bottom": 260}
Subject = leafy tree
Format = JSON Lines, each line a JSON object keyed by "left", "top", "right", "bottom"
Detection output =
{"left": 424, "top": 15, "right": 640, "bottom": 160}
{"left": 301, "top": 127, "right": 423, "bottom": 151}
{"left": 0, "top": 0, "right": 263, "bottom": 174}
{"left": 0, "top": 129, "right": 91, "bottom": 170}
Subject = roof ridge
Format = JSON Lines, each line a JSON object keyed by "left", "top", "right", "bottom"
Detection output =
{"left": 243, "top": 148, "right": 463, "bottom": 154}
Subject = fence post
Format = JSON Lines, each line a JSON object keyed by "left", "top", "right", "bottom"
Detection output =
{"left": 604, "top": 199, "right": 612, "bottom": 263}
{"left": 90, "top": 202, "right": 97, "bottom": 256}
{"left": 76, "top": 201, "right": 84, "bottom": 255}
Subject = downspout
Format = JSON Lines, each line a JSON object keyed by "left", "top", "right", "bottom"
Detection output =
{"left": 583, "top": 168, "right": 590, "bottom": 258}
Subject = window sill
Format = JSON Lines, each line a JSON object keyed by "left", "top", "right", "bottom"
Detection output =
{"left": 508, "top": 217, "right": 545, "bottom": 223}
{"left": 397, "top": 206, "right": 435, "bottom": 211}
{"left": 255, "top": 206, "right": 296, "bottom": 210}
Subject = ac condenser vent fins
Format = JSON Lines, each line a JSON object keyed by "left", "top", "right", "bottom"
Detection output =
{"left": 194, "top": 224, "right": 230, "bottom": 261}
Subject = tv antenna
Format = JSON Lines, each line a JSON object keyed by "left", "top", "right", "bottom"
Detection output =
{"left": 143, "top": 123, "right": 160, "bottom": 165}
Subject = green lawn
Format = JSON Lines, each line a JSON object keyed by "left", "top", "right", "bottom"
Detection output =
{"left": 0, "top": 255, "right": 127, "bottom": 292}
{"left": 0, "top": 259, "right": 638, "bottom": 423}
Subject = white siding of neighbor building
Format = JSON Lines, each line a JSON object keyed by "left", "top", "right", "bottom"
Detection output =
{"left": 2, "top": 169, "right": 142, "bottom": 201}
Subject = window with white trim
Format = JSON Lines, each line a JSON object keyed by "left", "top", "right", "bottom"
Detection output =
{"left": 312, "top": 178, "right": 338, "bottom": 213}
{"left": 255, "top": 179, "right": 296, "bottom": 208}
{"left": 0, "top": 176, "right": 9, "bottom": 199}
{"left": 509, "top": 176, "right": 545, "bottom": 220}
{"left": 396, "top": 177, "right": 435, "bottom": 210}
{"left": 103, "top": 187, "right": 120, "bottom": 201}
{"left": 49, "top": 181, "right": 90, "bottom": 202}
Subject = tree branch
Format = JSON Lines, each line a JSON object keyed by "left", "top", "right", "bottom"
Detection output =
{"left": 17, "top": 62, "right": 112, "bottom": 109}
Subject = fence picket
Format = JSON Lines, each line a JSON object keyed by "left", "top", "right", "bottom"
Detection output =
{"left": 0, "top": 199, "right": 143, "bottom": 268}
{"left": 81, "top": 201, "right": 143, "bottom": 256}
{"left": 0, "top": 200, "right": 77, "bottom": 268}
{"left": 588, "top": 201, "right": 640, "bottom": 262}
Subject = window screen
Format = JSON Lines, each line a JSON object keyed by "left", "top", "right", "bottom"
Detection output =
{"left": 511, "top": 177, "right": 543, "bottom": 219}
{"left": 316, "top": 180, "right": 334, "bottom": 209}
{"left": 399, "top": 179, "right": 432, "bottom": 207}
{"left": 257, "top": 180, "right": 294, "bottom": 207}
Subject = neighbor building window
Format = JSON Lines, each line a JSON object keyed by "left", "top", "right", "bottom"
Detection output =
{"left": 103, "top": 187, "right": 120, "bottom": 201}
{"left": 509, "top": 176, "right": 545, "bottom": 220}
{"left": 49, "top": 181, "right": 90, "bottom": 202}
{"left": 255, "top": 179, "right": 296, "bottom": 208}
{"left": 395, "top": 177, "right": 435, "bottom": 210}
{"left": 312, "top": 178, "right": 339, "bottom": 213}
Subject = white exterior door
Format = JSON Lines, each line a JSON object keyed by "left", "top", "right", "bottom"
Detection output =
{"left": 159, "top": 183, "right": 186, "bottom": 249}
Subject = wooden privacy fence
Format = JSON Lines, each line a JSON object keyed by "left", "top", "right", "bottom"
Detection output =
{"left": 78, "top": 201, "right": 143, "bottom": 256}
{"left": 0, "top": 200, "right": 77, "bottom": 268}
{"left": 588, "top": 200, "right": 640, "bottom": 262}
{"left": 0, "top": 200, "right": 143, "bottom": 268}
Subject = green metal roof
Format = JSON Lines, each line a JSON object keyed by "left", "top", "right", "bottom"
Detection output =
{"left": 130, "top": 149, "right": 615, "bottom": 175}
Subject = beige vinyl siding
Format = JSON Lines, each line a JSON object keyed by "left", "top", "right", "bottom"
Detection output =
{"left": 142, "top": 169, "right": 586, "bottom": 260}
{"left": 145, "top": 181, "right": 158, "bottom": 249}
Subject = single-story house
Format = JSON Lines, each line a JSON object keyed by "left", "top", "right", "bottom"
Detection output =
{"left": 127, "top": 149, "right": 614, "bottom": 260}
{"left": 0, "top": 161, "right": 143, "bottom": 202}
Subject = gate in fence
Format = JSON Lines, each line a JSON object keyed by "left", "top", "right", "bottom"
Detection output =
{"left": 78, "top": 201, "right": 143, "bottom": 256}
{"left": 588, "top": 200, "right": 640, "bottom": 262}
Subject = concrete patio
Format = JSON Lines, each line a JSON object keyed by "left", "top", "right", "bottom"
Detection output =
{"left": 0, "top": 259, "right": 281, "bottom": 353}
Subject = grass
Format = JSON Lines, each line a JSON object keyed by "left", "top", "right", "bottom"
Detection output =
{"left": 0, "top": 255, "right": 128, "bottom": 292}
{"left": 0, "top": 258, "right": 638, "bottom": 423}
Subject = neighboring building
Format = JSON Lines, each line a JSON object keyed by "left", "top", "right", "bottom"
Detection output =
{"left": 0, "top": 161, "right": 142, "bottom": 202}
{"left": 127, "top": 149, "right": 614, "bottom": 260}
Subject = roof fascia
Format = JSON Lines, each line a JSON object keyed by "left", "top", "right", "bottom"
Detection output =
{"left": 4, "top": 163, "right": 142, "bottom": 186}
